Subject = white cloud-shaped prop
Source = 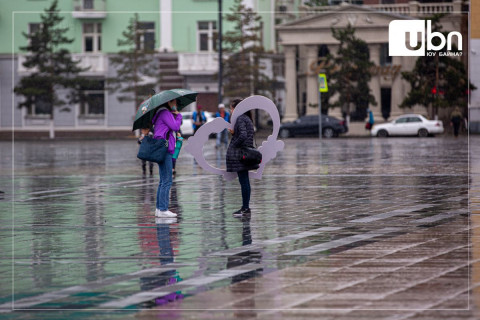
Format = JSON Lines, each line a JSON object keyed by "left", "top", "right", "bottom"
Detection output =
{"left": 184, "top": 95, "right": 285, "bottom": 181}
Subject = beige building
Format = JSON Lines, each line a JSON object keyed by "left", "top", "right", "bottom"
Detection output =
{"left": 277, "top": 3, "right": 465, "bottom": 126}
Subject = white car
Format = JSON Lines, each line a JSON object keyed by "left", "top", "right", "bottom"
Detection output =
{"left": 371, "top": 114, "right": 444, "bottom": 137}
{"left": 180, "top": 111, "right": 214, "bottom": 136}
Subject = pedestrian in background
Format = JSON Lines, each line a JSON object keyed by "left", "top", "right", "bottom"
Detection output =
{"left": 226, "top": 99, "right": 259, "bottom": 218}
{"left": 215, "top": 103, "right": 230, "bottom": 148}
{"left": 152, "top": 99, "right": 182, "bottom": 218}
{"left": 365, "top": 108, "right": 374, "bottom": 131}
{"left": 172, "top": 132, "right": 183, "bottom": 177}
{"left": 450, "top": 107, "right": 464, "bottom": 138}
{"left": 192, "top": 105, "right": 207, "bottom": 134}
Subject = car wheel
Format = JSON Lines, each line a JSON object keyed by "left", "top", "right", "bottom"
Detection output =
{"left": 377, "top": 129, "right": 388, "bottom": 137}
{"left": 279, "top": 129, "right": 290, "bottom": 138}
{"left": 418, "top": 128, "right": 428, "bottom": 137}
{"left": 323, "top": 127, "right": 335, "bottom": 138}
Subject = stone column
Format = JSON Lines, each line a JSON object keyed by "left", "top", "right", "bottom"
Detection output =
{"left": 160, "top": 0, "right": 173, "bottom": 52}
{"left": 283, "top": 45, "right": 298, "bottom": 122}
{"left": 369, "top": 44, "right": 382, "bottom": 121}
{"left": 326, "top": 44, "right": 342, "bottom": 118}
{"left": 409, "top": 1, "right": 420, "bottom": 18}
{"left": 453, "top": 0, "right": 462, "bottom": 13}
{"left": 391, "top": 56, "right": 405, "bottom": 118}
{"left": 305, "top": 45, "right": 318, "bottom": 116}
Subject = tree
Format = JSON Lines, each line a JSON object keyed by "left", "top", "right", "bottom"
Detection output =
{"left": 14, "top": 0, "right": 89, "bottom": 139}
{"left": 222, "top": 0, "right": 273, "bottom": 99}
{"left": 108, "top": 14, "right": 158, "bottom": 113}
{"left": 400, "top": 15, "right": 473, "bottom": 119}
{"left": 324, "top": 24, "right": 377, "bottom": 121}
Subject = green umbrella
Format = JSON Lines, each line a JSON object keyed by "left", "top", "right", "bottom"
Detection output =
{"left": 132, "top": 88, "right": 198, "bottom": 131}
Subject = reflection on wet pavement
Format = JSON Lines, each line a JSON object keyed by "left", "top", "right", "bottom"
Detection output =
{"left": 0, "top": 136, "right": 476, "bottom": 319}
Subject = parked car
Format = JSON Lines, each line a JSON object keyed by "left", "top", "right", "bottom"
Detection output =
{"left": 279, "top": 115, "right": 348, "bottom": 138}
{"left": 180, "top": 111, "right": 214, "bottom": 136}
{"left": 371, "top": 114, "right": 444, "bottom": 137}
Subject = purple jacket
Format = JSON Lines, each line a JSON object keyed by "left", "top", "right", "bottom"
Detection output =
{"left": 152, "top": 109, "right": 182, "bottom": 154}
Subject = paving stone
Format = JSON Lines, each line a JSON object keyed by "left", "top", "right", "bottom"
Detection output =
{"left": 0, "top": 136, "right": 476, "bottom": 319}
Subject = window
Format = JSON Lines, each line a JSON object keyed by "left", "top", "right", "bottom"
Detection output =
{"left": 28, "top": 23, "right": 41, "bottom": 47}
{"left": 395, "top": 117, "right": 408, "bottom": 124}
{"left": 29, "top": 95, "right": 52, "bottom": 116}
{"left": 83, "top": 23, "right": 102, "bottom": 52}
{"left": 197, "top": 21, "right": 217, "bottom": 52}
{"left": 29, "top": 23, "right": 41, "bottom": 34}
{"left": 80, "top": 80, "right": 105, "bottom": 116}
{"left": 381, "top": 87, "right": 391, "bottom": 120}
{"left": 317, "top": 44, "right": 329, "bottom": 58}
{"left": 136, "top": 22, "right": 155, "bottom": 51}
{"left": 408, "top": 117, "right": 422, "bottom": 123}
{"left": 380, "top": 43, "right": 392, "bottom": 66}
{"left": 83, "top": 0, "right": 94, "bottom": 10}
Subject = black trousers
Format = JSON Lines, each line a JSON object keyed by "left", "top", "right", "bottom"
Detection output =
{"left": 237, "top": 170, "right": 251, "bottom": 210}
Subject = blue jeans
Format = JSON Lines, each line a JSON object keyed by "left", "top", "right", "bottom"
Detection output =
{"left": 216, "top": 129, "right": 228, "bottom": 146}
{"left": 157, "top": 153, "right": 173, "bottom": 210}
{"left": 237, "top": 170, "right": 251, "bottom": 210}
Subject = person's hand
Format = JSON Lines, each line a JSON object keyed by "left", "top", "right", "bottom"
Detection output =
{"left": 228, "top": 129, "right": 234, "bottom": 135}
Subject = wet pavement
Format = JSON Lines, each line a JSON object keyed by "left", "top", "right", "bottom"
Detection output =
{"left": 0, "top": 136, "right": 477, "bottom": 319}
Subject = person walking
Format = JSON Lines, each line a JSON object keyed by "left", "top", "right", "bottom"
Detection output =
{"left": 192, "top": 105, "right": 207, "bottom": 134}
{"left": 215, "top": 103, "right": 230, "bottom": 148}
{"left": 226, "top": 99, "right": 259, "bottom": 218}
{"left": 450, "top": 107, "right": 464, "bottom": 138}
{"left": 365, "top": 108, "right": 374, "bottom": 131}
{"left": 152, "top": 99, "right": 182, "bottom": 218}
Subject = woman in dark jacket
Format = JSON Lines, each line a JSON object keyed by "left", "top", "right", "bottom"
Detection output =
{"left": 226, "top": 99, "right": 259, "bottom": 217}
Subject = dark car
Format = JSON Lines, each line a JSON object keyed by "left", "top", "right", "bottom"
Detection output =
{"left": 279, "top": 115, "right": 348, "bottom": 138}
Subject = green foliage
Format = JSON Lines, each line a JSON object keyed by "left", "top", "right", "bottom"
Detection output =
{"left": 222, "top": 0, "right": 273, "bottom": 98}
{"left": 107, "top": 14, "right": 157, "bottom": 110}
{"left": 324, "top": 24, "right": 377, "bottom": 115}
{"left": 14, "top": 0, "right": 89, "bottom": 117}
{"left": 400, "top": 15, "right": 473, "bottom": 115}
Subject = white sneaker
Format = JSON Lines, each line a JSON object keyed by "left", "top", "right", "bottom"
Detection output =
{"left": 155, "top": 217, "right": 177, "bottom": 224}
{"left": 155, "top": 209, "right": 177, "bottom": 217}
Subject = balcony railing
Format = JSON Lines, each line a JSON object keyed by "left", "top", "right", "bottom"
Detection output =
{"left": 18, "top": 53, "right": 107, "bottom": 74}
{"left": 178, "top": 52, "right": 219, "bottom": 75}
{"left": 299, "top": 1, "right": 465, "bottom": 17}
{"left": 72, "top": 0, "right": 107, "bottom": 19}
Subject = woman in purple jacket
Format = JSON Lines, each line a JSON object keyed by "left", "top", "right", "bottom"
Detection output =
{"left": 152, "top": 99, "right": 182, "bottom": 218}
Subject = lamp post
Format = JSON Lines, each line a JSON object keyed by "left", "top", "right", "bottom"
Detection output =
{"left": 318, "top": 72, "right": 328, "bottom": 139}
{"left": 218, "top": 0, "right": 223, "bottom": 105}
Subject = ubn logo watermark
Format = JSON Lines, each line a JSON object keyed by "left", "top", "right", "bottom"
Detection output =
{"left": 389, "top": 20, "right": 462, "bottom": 57}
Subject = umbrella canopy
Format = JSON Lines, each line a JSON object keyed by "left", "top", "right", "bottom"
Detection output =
{"left": 132, "top": 89, "right": 198, "bottom": 131}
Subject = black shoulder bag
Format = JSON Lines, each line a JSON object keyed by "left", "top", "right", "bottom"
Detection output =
{"left": 239, "top": 131, "right": 262, "bottom": 165}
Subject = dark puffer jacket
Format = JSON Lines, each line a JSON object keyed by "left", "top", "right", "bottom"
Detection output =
{"left": 226, "top": 114, "right": 260, "bottom": 172}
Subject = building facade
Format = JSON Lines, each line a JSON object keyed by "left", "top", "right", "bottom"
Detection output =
{"left": 278, "top": 1, "right": 468, "bottom": 126}
{"left": 0, "top": 0, "right": 283, "bottom": 137}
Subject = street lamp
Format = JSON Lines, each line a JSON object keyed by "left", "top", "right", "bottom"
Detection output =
{"left": 218, "top": 0, "right": 223, "bottom": 105}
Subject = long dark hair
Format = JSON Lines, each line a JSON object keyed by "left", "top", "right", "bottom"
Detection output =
{"left": 230, "top": 98, "right": 252, "bottom": 121}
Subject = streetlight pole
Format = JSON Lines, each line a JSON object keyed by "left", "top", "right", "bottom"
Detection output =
{"left": 318, "top": 85, "right": 322, "bottom": 140}
{"left": 218, "top": 0, "right": 223, "bottom": 105}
